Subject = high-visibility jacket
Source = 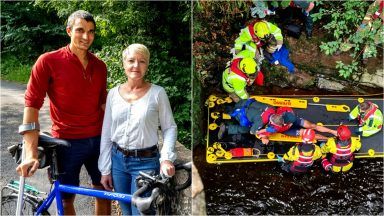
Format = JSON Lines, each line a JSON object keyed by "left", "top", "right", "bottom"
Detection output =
{"left": 283, "top": 143, "right": 322, "bottom": 173}
{"left": 321, "top": 137, "right": 361, "bottom": 172}
{"left": 222, "top": 65, "right": 248, "bottom": 100}
{"left": 349, "top": 102, "right": 383, "bottom": 137}
{"left": 234, "top": 21, "right": 283, "bottom": 53}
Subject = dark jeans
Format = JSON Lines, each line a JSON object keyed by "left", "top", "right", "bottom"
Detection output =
{"left": 56, "top": 136, "right": 102, "bottom": 199}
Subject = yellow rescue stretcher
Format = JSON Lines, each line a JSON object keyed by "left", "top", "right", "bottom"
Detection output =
{"left": 206, "top": 94, "right": 384, "bottom": 164}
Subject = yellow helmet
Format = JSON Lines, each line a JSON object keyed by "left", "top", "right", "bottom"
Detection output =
{"left": 254, "top": 21, "right": 269, "bottom": 39}
{"left": 239, "top": 58, "right": 257, "bottom": 74}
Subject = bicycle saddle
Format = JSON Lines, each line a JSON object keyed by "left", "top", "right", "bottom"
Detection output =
{"left": 38, "top": 133, "right": 71, "bottom": 148}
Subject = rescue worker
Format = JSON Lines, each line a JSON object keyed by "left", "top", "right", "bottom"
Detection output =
{"left": 218, "top": 98, "right": 270, "bottom": 139}
{"left": 233, "top": 20, "right": 283, "bottom": 56}
{"left": 222, "top": 57, "right": 257, "bottom": 102}
{"left": 232, "top": 49, "right": 265, "bottom": 86}
{"left": 257, "top": 109, "right": 337, "bottom": 144}
{"left": 349, "top": 101, "right": 383, "bottom": 137}
{"left": 320, "top": 125, "right": 361, "bottom": 173}
{"left": 276, "top": 129, "right": 322, "bottom": 174}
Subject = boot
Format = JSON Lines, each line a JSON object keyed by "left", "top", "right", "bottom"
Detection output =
{"left": 218, "top": 123, "right": 227, "bottom": 140}
{"left": 306, "top": 31, "right": 312, "bottom": 39}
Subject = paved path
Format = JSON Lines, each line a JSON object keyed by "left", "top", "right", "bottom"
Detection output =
{"left": 0, "top": 80, "right": 94, "bottom": 214}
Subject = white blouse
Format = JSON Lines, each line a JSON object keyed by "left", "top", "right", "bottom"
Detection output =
{"left": 98, "top": 84, "right": 177, "bottom": 175}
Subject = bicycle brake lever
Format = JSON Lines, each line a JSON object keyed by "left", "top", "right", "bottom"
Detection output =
{"left": 138, "top": 171, "right": 156, "bottom": 181}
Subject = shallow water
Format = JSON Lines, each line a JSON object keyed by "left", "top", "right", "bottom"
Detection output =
{"left": 194, "top": 146, "right": 384, "bottom": 215}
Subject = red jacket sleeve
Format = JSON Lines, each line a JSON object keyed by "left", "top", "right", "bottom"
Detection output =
{"left": 25, "top": 54, "right": 51, "bottom": 109}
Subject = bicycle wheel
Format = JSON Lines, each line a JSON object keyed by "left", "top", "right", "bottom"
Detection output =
{"left": 155, "top": 186, "right": 175, "bottom": 216}
{"left": 1, "top": 194, "right": 50, "bottom": 215}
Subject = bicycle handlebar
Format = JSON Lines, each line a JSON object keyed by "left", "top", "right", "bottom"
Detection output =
{"left": 131, "top": 184, "right": 160, "bottom": 215}
{"left": 131, "top": 161, "right": 192, "bottom": 214}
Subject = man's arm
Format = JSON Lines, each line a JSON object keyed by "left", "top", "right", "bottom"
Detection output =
{"left": 16, "top": 107, "right": 40, "bottom": 177}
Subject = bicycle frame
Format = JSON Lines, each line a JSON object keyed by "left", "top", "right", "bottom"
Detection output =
{"left": 35, "top": 180, "right": 132, "bottom": 216}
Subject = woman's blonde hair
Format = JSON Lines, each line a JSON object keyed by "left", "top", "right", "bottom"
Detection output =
{"left": 122, "top": 43, "right": 150, "bottom": 64}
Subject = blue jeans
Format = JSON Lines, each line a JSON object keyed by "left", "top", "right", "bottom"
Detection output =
{"left": 111, "top": 145, "right": 160, "bottom": 215}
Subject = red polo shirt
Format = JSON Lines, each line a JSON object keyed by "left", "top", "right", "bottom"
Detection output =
{"left": 25, "top": 45, "right": 108, "bottom": 139}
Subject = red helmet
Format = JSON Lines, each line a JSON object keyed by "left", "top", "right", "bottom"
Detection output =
{"left": 337, "top": 125, "right": 351, "bottom": 141}
{"left": 302, "top": 129, "right": 315, "bottom": 143}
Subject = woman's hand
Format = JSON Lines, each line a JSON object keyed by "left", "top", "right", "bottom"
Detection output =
{"left": 100, "top": 174, "right": 113, "bottom": 191}
{"left": 160, "top": 160, "right": 175, "bottom": 177}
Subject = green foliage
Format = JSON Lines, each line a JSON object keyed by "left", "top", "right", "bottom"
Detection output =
{"left": 1, "top": 55, "right": 32, "bottom": 83}
{"left": 312, "top": 1, "right": 381, "bottom": 78}
{"left": 2, "top": 1, "right": 191, "bottom": 147}
{"left": 1, "top": 1, "right": 67, "bottom": 62}
{"left": 335, "top": 60, "right": 359, "bottom": 79}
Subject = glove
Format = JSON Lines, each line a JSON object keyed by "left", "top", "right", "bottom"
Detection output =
{"left": 274, "top": 60, "right": 279, "bottom": 65}
{"left": 276, "top": 155, "right": 284, "bottom": 163}
{"left": 302, "top": 9, "right": 310, "bottom": 17}
{"left": 321, "top": 158, "right": 332, "bottom": 171}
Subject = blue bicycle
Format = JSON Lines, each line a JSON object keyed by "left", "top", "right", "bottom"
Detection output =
{"left": 1, "top": 133, "right": 191, "bottom": 215}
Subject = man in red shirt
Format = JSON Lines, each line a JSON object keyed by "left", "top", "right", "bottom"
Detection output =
{"left": 16, "top": 10, "right": 110, "bottom": 215}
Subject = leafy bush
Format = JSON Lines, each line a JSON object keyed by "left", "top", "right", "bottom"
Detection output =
{"left": 1, "top": 55, "right": 32, "bottom": 83}
{"left": 312, "top": 1, "right": 382, "bottom": 78}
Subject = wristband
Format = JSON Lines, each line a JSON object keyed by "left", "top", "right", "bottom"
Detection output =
{"left": 19, "top": 122, "right": 40, "bottom": 135}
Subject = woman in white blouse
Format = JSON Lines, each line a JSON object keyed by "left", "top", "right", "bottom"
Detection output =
{"left": 98, "top": 43, "right": 177, "bottom": 215}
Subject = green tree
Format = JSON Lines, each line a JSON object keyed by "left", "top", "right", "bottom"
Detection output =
{"left": 1, "top": 1, "right": 67, "bottom": 61}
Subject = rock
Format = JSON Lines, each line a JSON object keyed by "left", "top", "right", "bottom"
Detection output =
{"left": 172, "top": 141, "right": 192, "bottom": 215}
{"left": 359, "top": 69, "right": 384, "bottom": 88}
{"left": 292, "top": 71, "right": 315, "bottom": 88}
{"left": 192, "top": 163, "right": 207, "bottom": 215}
{"left": 317, "top": 77, "right": 346, "bottom": 91}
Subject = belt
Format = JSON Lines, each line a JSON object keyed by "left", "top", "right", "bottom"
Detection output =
{"left": 113, "top": 143, "right": 158, "bottom": 157}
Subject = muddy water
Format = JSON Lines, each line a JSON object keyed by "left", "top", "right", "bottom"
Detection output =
{"left": 194, "top": 146, "right": 383, "bottom": 215}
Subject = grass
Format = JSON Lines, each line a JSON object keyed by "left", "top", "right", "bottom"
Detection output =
{"left": 1, "top": 55, "right": 32, "bottom": 84}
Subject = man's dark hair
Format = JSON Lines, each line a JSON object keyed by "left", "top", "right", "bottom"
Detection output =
{"left": 66, "top": 10, "right": 96, "bottom": 30}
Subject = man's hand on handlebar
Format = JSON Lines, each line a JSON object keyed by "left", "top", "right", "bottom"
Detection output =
{"left": 101, "top": 174, "right": 114, "bottom": 191}
{"left": 160, "top": 160, "right": 175, "bottom": 177}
